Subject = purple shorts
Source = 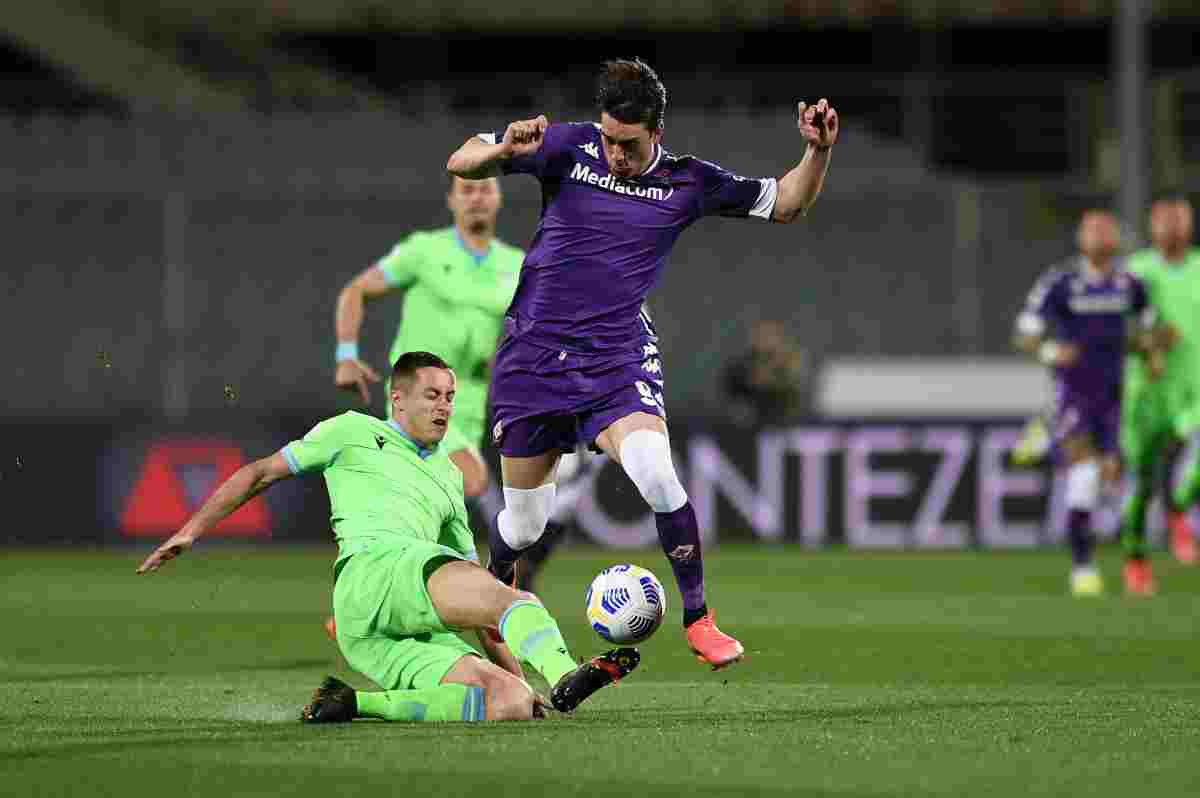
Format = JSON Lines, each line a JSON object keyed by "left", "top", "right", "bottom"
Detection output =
{"left": 489, "top": 335, "right": 666, "bottom": 457}
{"left": 1050, "top": 383, "right": 1119, "bottom": 459}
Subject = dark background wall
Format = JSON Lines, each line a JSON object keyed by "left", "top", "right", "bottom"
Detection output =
{"left": 2, "top": 3, "right": 1198, "bottom": 547}
{"left": 1, "top": 109, "right": 1079, "bottom": 420}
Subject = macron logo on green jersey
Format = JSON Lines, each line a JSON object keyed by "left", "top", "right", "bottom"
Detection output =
{"left": 375, "top": 435, "right": 386, "bottom": 450}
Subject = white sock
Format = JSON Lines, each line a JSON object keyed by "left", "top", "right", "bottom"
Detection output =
{"left": 1065, "top": 460, "right": 1100, "bottom": 511}
{"left": 618, "top": 429, "right": 688, "bottom": 513}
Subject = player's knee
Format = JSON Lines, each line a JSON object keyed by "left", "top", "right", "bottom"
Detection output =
{"left": 1100, "top": 456, "right": 1121, "bottom": 485}
{"left": 459, "top": 662, "right": 535, "bottom": 722}
{"left": 1063, "top": 435, "right": 1093, "bottom": 465}
{"left": 443, "top": 654, "right": 491, "bottom": 689}
{"left": 485, "top": 680, "right": 536, "bottom": 721}
{"left": 485, "top": 589, "right": 545, "bottom": 631}
{"left": 497, "top": 484, "right": 555, "bottom": 550}
{"left": 618, "top": 429, "right": 687, "bottom": 513}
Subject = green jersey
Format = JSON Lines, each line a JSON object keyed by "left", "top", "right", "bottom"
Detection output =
{"left": 1124, "top": 247, "right": 1200, "bottom": 411}
{"left": 376, "top": 227, "right": 523, "bottom": 445}
{"left": 281, "top": 411, "right": 477, "bottom": 566}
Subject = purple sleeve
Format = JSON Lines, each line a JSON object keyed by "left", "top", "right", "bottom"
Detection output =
{"left": 1016, "top": 270, "right": 1064, "bottom": 337}
{"left": 1041, "top": 279, "right": 1073, "bottom": 336}
{"left": 479, "top": 123, "right": 571, "bottom": 178}
{"left": 695, "top": 158, "right": 778, "bottom": 220}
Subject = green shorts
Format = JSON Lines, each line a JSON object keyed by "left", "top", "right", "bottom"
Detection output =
{"left": 1121, "top": 386, "right": 1173, "bottom": 470}
{"left": 333, "top": 541, "right": 479, "bottom": 690}
{"left": 1121, "top": 383, "right": 1200, "bottom": 470}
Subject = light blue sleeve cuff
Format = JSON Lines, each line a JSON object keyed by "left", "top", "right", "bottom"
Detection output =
{"left": 335, "top": 341, "right": 359, "bottom": 363}
{"left": 281, "top": 445, "right": 302, "bottom": 475}
{"left": 375, "top": 262, "right": 402, "bottom": 288}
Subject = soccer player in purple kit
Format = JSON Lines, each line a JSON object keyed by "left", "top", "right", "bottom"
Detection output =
{"left": 446, "top": 58, "right": 838, "bottom": 667}
{"left": 1014, "top": 210, "right": 1160, "bottom": 595}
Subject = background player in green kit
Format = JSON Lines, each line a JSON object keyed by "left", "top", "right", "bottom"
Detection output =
{"left": 1120, "top": 196, "right": 1200, "bottom": 592}
{"left": 333, "top": 175, "right": 523, "bottom": 498}
{"left": 136, "top": 352, "right": 639, "bottom": 722}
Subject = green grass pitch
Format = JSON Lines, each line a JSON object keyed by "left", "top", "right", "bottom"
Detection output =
{"left": 3, "top": 545, "right": 1199, "bottom": 797}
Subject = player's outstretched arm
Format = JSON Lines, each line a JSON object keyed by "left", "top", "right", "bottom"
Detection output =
{"left": 446, "top": 115, "right": 548, "bottom": 179}
{"left": 475, "top": 629, "right": 550, "bottom": 717}
{"left": 772, "top": 99, "right": 839, "bottom": 223}
{"left": 334, "top": 266, "right": 388, "bottom": 403}
{"left": 135, "top": 452, "right": 294, "bottom": 574}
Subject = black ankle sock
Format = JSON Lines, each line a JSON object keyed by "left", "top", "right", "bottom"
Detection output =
{"left": 1067, "top": 508, "right": 1093, "bottom": 566}
{"left": 683, "top": 604, "right": 708, "bottom": 628}
{"left": 487, "top": 515, "right": 521, "bottom": 572}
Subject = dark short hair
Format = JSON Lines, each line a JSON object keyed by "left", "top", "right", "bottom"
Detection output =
{"left": 1151, "top": 192, "right": 1192, "bottom": 208}
{"left": 596, "top": 57, "right": 667, "bottom": 132}
{"left": 391, "top": 351, "right": 451, "bottom": 388}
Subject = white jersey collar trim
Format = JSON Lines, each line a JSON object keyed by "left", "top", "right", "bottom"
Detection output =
{"left": 639, "top": 143, "right": 663, "bottom": 176}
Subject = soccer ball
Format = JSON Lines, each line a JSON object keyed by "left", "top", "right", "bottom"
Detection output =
{"left": 585, "top": 564, "right": 665, "bottom": 644}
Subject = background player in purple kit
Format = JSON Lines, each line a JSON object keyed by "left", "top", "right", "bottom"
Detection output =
{"left": 1014, "top": 210, "right": 1159, "bottom": 596}
{"left": 446, "top": 58, "right": 838, "bottom": 668}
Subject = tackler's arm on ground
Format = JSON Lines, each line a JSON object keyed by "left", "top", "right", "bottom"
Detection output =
{"left": 135, "top": 453, "right": 294, "bottom": 574}
{"left": 446, "top": 115, "right": 549, "bottom": 179}
{"left": 772, "top": 99, "right": 839, "bottom": 223}
{"left": 476, "top": 627, "right": 552, "bottom": 718}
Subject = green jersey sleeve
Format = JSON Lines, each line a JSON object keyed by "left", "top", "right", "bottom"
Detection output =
{"left": 281, "top": 415, "right": 348, "bottom": 475}
{"left": 1126, "top": 249, "right": 1158, "bottom": 279}
{"left": 375, "top": 233, "right": 426, "bottom": 289}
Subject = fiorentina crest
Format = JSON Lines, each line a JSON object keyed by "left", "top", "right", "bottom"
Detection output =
{"left": 667, "top": 544, "right": 695, "bottom": 561}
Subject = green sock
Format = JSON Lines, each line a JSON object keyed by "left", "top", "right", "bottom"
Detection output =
{"left": 1120, "top": 466, "right": 1153, "bottom": 559}
{"left": 1171, "top": 448, "right": 1200, "bottom": 512}
{"left": 499, "top": 600, "right": 577, "bottom": 685}
{"left": 355, "top": 684, "right": 485, "bottom": 722}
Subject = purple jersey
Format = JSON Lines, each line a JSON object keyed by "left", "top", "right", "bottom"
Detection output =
{"left": 481, "top": 122, "right": 777, "bottom": 354}
{"left": 1017, "top": 257, "right": 1151, "bottom": 401}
